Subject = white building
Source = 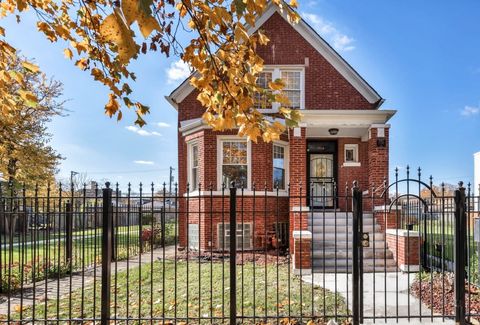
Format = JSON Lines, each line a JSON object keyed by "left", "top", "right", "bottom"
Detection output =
{"left": 475, "top": 151, "right": 480, "bottom": 195}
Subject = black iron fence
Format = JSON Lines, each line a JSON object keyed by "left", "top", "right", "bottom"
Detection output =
{"left": 0, "top": 170, "right": 478, "bottom": 324}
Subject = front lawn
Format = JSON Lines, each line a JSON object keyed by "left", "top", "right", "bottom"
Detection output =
{"left": 16, "top": 259, "right": 349, "bottom": 324}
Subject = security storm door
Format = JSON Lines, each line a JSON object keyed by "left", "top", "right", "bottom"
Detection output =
{"left": 309, "top": 154, "right": 335, "bottom": 208}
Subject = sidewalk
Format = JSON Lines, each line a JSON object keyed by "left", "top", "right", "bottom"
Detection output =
{"left": 303, "top": 272, "right": 455, "bottom": 324}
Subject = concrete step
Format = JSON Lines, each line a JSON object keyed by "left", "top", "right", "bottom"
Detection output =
{"left": 312, "top": 265, "right": 398, "bottom": 273}
{"left": 312, "top": 249, "right": 394, "bottom": 259}
{"left": 306, "top": 212, "right": 374, "bottom": 219}
{"left": 312, "top": 240, "right": 387, "bottom": 249}
{"left": 309, "top": 232, "right": 385, "bottom": 241}
{"left": 309, "top": 218, "right": 375, "bottom": 226}
{"left": 312, "top": 258, "right": 397, "bottom": 268}
{"left": 308, "top": 224, "right": 382, "bottom": 233}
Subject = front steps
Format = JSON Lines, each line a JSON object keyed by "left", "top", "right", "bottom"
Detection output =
{"left": 308, "top": 212, "right": 397, "bottom": 273}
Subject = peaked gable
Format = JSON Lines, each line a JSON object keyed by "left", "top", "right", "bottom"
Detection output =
{"left": 167, "top": 4, "right": 383, "bottom": 110}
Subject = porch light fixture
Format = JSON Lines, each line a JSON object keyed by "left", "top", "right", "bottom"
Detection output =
{"left": 328, "top": 128, "right": 339, "bottom": 136}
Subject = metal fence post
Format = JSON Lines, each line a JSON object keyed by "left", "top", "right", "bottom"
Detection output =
{"left": 65, "top": 201, "right": 73, "bottom": 263}
{"left": 101, "top": 183, "right": 113, "bottom": 325}
{"left": 352, "top": 181, "right": 362, "bottom": 325}
{"left": 454, "top": 181, "right": 466, "bottom": 325}
{"left": 229, "top": 182, "right": 237, "bottom": 325}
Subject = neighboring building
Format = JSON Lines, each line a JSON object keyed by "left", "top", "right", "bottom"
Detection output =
{"left": 475, "top": 152, "right": 480, "bottom": 195}
{"left": 167, "top": 4, "right": 396, "bottom": 252}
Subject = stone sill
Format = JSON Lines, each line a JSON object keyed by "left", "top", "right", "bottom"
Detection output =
{"left": 386, "top": 229, "right": 420, "bottom": 237}
{"left": 292, "top": 230, "right": 312, "bottom": 239}
{"left": 374, "top": 205, "right": 402, "bottom": 212}
{"left": 342, "top": 162, "right": 361, "bottom": 167}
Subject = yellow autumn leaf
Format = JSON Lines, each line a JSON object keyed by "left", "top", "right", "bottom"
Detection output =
{"left": 121, "top": 0, "right": 160, "bottom": 38}
{"left": 22, "top": 61, "right": 39, "bottom": 73}
{"left": 137, "top": 16, "right": 160, "bottom": 38}
{"left": 18, "top": 89, "right": 37, "bottom": 103}
{"left": 0, "top": 26, "right": 5, "bottom": 36}
{"left": 63, "top": 48, "right": 73, "bottom": 59}
{"left": 105, "top": 93, "right": 119, "bottom": 116}
{"left": 99, "top": 10, "right": 138, "bottom": 64}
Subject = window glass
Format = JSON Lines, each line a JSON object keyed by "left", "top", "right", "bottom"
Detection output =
{"left": 254, "top": 72, "right": 273, "bottom": 109}
{"left": 222, "top": 141, "right": 248, "bottom": 188}
{"left": 273, "top": 145, "right": 286, "bottom": 189}
{"left": 218, "top": 223, "right": 252, "bottom": 249}
{"left": 190, "top": 143, "right": 199, "bottom": 190}
{"left": 281, "top": 71, "right": 301, "bottom": 109}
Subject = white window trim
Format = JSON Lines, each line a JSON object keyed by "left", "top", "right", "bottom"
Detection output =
{"left": 272, "top": 140, "right": 289, "bottom": 190}
{"left": 217, "top": 136, "right": 252, "bottom": 190}
{"left": 257, "top": 65, "right": 305, "bottom": 113}
{"left": 343, "top": 144, "right": 361, "bottom": 167}
{"left": 217, "top": 222, "right": 253, "bottom": 250}
{"left": 187, "top": 140, "right": 200, "bottom": 192}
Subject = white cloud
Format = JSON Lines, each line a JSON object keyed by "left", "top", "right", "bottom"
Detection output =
{"left": 157, "top": 122, "right": 171, "bottom": 128}
{"left": 302, "top": 12, "right": 355, "bottom": 52}
{"left": 134, "top": 160, "right": 155, "bottom": 165}
{"left": 166, "top": 60, "right": 191, "bottom": 84}
{"left": 461, "top": 105, "right": 480, "bottom": 117}
{"left": 125, "top": 126, "right": 162, "bottom": 137}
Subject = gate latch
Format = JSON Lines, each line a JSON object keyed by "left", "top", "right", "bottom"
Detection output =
{"left": 362, "top": 233, "right": 370, "bottom": 247}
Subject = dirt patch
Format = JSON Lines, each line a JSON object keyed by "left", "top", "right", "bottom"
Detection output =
{"left": 411, "top": 272, "right": 480, "bottom": 320}
{"left": 169, "top": 248, "right": 290, "bottom": 265}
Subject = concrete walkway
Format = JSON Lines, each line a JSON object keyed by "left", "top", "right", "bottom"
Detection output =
{"left": 303, "top": 272, "right": 455, "bottom": 324}
{"left": 0, "top": 246, "right": 176, "bottom": 316}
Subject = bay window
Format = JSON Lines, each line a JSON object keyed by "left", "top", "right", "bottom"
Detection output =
{"left": 188, "top": 142, "right": 199, "bottom": 191}
{"left": 218, "top": 138, "right": 250, "bottom": 189}
{"left": 273, "top": 144, "right": 287, "bottom": 190}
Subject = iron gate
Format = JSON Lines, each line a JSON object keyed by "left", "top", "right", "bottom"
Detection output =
{"left": 0, "top": 169, "right": 478, "bottom": 324}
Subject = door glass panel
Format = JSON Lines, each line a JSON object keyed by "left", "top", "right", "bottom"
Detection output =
{"left": 310, "top": 154, "right": 334, "bottom": 207}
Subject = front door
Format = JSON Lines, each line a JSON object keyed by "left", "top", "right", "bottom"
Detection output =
{"left": 307, "top": 141, "right": 337, "bottom": 208}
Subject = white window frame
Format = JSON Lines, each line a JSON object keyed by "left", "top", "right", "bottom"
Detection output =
{"left": 343, "top": 144, "right": 361, "bottom": 167}
{"left": 257, "top": 65, "right": 305, "bottom": 113}
{"left": 272, "top": 141, "right": 289, "bottom": 190}
{"left": 187, "top": 141, "right": 200, "bottom": 191}
{"left": 217, "top": 136, "right": 252, "bottom": 190}
{"left": 217, "top": 222, "right": 253, "bottom": 250}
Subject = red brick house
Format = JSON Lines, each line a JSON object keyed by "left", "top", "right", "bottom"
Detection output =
{"left": 166, "top": 4, "right": 396, "bottom": 259}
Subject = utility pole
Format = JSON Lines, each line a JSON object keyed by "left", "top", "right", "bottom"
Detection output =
{"left": 169, "top": 166, "right": 175, "bottom": 194}
{"left": 70, "top": 171, "right": 79, "bottom": 188}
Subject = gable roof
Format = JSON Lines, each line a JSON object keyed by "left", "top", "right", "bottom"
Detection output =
{"left": 166, "top": 3, "right": 383, "bottom": 109}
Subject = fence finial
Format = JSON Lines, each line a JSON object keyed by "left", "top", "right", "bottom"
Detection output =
{"left": 230, "top": 181, "right": 236, "bottom": 189}
{"left": 105, "top": 182, "right": 111, "bottom": 189}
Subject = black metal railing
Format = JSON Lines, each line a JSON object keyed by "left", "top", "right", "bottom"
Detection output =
{"left": 0, "top": 171, "right": 478, "bottom": 324}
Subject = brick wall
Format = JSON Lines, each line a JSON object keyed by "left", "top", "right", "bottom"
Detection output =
{"left": 386, "top": 230, "right": 420, "bottom": 270}
{"left": 178, "top": 195, "right": 289, "bottom": 250}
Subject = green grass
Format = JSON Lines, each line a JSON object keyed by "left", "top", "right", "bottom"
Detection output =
{"left": 14, "top": 261, "right": 348, "bottom": 324}
{"left": 0, "top": 223, "right": 177, "bottom": 292}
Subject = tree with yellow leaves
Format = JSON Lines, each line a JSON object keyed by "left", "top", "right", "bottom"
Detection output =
{"left": 0, "top": 0, "right": 301, "bottom": 142}
{"left": 0, "top": 55, "right": 65, "bottom": 188}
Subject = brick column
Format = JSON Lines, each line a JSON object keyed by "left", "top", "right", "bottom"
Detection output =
{"left": 367, "top": 125, "right": 390, "bottom": 190}
{"left": 386, "top": 229, "right": 421, "bottom": 272}
{"left": 288, "top": 127, "right": 308, "bottom": 249}
{"left": 373, "top": 206, "right": 402, "bottom": 231}
{"left": 292, "top": 230, "right": 312, "bottom": 275}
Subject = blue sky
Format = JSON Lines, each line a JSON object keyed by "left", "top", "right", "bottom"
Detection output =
{"left": 3, "top": 1, "right": 480, "bottom": 189}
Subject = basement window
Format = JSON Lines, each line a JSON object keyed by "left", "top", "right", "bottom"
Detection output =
{"left": 218, "top": 223, "right": 252, "bottom": 250}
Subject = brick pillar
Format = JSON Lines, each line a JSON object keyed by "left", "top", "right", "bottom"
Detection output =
{"left": 288, "top": 127, "right": 308, "bottom": 249}
{"left": 367, "top": 125, "right": 390, "bottom": 191}
{"left": 385, "top": 229, "right": 421, "bottom": 272}
{"left": 373, "top": 206, "right": 402, "bottom": 231}
{"left": 293, "top": 230, "right": 312, "bottom": 275}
